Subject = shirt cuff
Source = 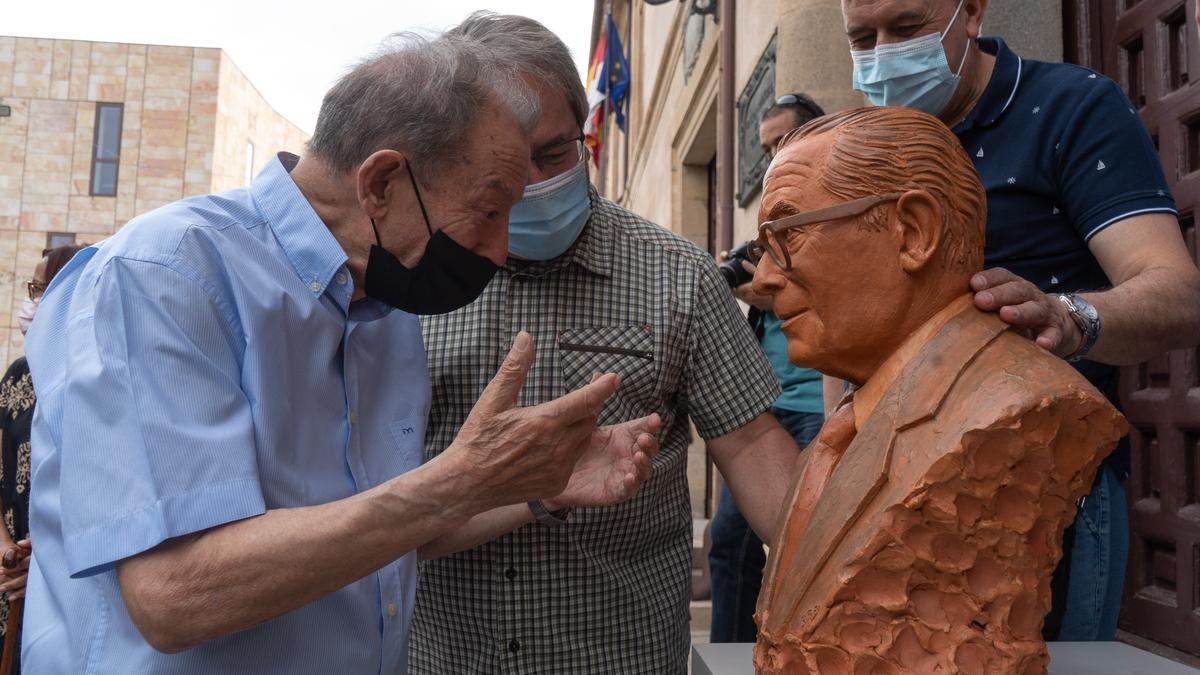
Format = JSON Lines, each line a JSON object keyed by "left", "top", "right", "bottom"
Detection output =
{"left": 1077, "top": 192, "right": 1177, "bottom": 242}
{"left": 65, "top": 477, "right": 266, "bottom": 578}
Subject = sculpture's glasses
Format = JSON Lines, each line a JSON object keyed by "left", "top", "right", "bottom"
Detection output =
{"left": 750, "top": 193, "right": 903, "bottom": 271}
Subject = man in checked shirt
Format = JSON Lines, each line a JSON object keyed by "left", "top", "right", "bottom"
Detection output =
{"left": 410, "top": 13, "right": 803, "bottom": 674}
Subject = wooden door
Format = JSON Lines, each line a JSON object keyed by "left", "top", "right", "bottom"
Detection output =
{"left": 1064, "top": 0, "right": 1200, "bottom": 656}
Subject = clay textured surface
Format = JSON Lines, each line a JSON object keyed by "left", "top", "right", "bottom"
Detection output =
{"left": 754, "top": 302, "right": 1126, "bottom": 674}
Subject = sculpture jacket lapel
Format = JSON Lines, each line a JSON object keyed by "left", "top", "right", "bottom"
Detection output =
{"left": 765, "top": 305, "right": 1008, "bottom": 635}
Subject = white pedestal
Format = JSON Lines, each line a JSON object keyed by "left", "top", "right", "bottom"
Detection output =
{"left": 691, "top": 642, "right": 1200, "bottom": 675}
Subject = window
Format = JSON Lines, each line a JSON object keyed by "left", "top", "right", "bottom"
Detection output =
{"left": 89, "top": 103, "right": 124, "bottom": 196}
{"left": 46, "top": 232, "right": 76, "bottom": 249}
{"left": 244, "top": 140, "right": 255, "bottom": 185}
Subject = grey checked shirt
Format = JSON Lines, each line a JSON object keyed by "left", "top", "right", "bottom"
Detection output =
{"left": 411, "top": 191, "right": 779, "bottom": 674}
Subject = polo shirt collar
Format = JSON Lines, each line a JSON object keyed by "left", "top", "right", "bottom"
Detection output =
{"left": 251, "top": 152, "right": 350, "bottom": 297}
{"left": 953, "top": 37, "right": 1023, "bottom": 133}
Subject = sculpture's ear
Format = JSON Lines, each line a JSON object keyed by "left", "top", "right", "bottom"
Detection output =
{"left": 891, "top": 189, "right": 943, "bottom": 274}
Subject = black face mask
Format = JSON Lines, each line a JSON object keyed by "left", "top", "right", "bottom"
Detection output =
{"left": 364, "top": 166, "right": 500, "bottom": 315}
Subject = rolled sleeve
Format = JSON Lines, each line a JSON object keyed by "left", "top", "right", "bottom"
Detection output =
{"left": 684, "top": 260, "right": 780, "bottom": 439}
{"left": 1056, "top": 80, "right": 1177, "bottom": 242}
{"left": 61, "top": 257, "right": 264, "bottom": 577}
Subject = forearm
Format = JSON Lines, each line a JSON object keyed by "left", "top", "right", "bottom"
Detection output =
{"left": 708, "top": 414, "right": 802, "bottom": 543}
{"left": 418, "top": 503, "right": 534, "bottom": 560}
{"left": 1081, "top": 265, "right": 1200, "bottom": 365}
{"left": 118, "top": 453, "right": 485, "bottom": 652}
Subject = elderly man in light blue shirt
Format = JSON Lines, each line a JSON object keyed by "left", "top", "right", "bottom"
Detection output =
{"left": 21, "top": 32, "right": 658, "bottom": 673}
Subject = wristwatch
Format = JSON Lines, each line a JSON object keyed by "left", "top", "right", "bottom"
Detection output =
{"left": 1055, "top": 293, "right": 1100, "bottom": 362}
{"left": 528, "top": 500, "right": 572, "bottom": 527}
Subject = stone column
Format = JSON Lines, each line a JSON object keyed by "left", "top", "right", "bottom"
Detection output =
{"left": 985, "top": 1, "right": 1062, "bottom": 63}
{"left": 775, "top": 0, "right": 863, "bottom": 114}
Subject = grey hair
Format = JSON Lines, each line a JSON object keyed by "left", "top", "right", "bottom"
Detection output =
{"left": 307, "top": 31, "right": 539, "bottom": 178}
{"left": 446, "top": 11, "right": 589, "bottom": 128}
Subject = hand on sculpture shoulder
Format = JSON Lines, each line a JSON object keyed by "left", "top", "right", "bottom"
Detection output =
{"left": 447, "top": 332, "right": 620, "bottom": 513}
{"left": 971, "top": 267, "right": 1083, "bottom": 358}
{"left": 550, "top": 411, "right": 660, "bottom": 508}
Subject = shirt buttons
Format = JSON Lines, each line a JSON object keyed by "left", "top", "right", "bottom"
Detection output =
{"left": 349, "top": 411, "right": 358, "bottom": 426}
{"left": 386, "top": 601, "right": 397, "bottom": 618}
{"left": 505, "top": 566, "right": 518, "bottom": 580}
{"left": 508, "top": 638, "right": 521, "bottom": 654}
{"left": 335, "top": 272, "right": 348, "bottom": 285}
{"left": 309, "top": 280, "right": 321, "bottom": 292}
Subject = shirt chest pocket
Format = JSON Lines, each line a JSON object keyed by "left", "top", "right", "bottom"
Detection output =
{"left": 558, "top": 324, "right": 660, "bottom": 416}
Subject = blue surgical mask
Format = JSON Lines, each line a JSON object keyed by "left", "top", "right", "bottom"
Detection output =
{"left": 507, "top": 158, "right": 592, "bottom": 261}
{"left": 850, "top": 0, "right": 970, "bottom": 115}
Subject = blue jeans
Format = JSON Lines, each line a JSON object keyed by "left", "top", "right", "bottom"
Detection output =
{"left": 708, "top": 408, "right": 823, "bottom": 643}
{"left": 1048, "top": 463, "right": 1129, "bottom": 641}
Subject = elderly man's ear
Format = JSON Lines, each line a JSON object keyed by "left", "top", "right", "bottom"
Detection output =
{"left": 891, "top": 189, "right": 944, "bottom": 273}
{"left": 357, "top": 150, "right": 409, "bottom": 219}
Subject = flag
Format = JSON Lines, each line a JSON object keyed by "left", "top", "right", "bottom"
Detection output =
{"left": 583, "top": 14, "right": 630, "bottom": 166}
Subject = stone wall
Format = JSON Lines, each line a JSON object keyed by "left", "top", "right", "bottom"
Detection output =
{"left": 211, "top": 52, "right": 309, "bottom": 193}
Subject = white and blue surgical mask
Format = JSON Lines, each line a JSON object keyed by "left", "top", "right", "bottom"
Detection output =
{"left": 850, "top": 0, "right": 970, "bottom": 115}
{"left": 17, "top": 297, "right": 38, "bottom": 335}
{"left": 507, "top": 158, "right": 592, "bottom": 261}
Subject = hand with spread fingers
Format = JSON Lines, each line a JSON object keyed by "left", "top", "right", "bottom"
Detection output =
{"left": 549, "top": 408, "right": 661, "bottom": 509}
{"left": 447, "top": 331, "right": 628, "bottom": 510}
{"left": 0, "top": 538, "right": 31, "bottom": 601}
{"left": 971, "top": 267, "right": 1083, "bottom": 358}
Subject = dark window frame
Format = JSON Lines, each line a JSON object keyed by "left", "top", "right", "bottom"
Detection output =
{"left": 89, "top": 102, "right": 124, "bottom": 197}
{"left": 45, "top": 232, "right": 76, "bottom": 250}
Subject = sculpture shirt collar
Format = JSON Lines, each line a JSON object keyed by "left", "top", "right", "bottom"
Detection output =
{"left": 853, "top": 294, "right": 977, "bottom": 431}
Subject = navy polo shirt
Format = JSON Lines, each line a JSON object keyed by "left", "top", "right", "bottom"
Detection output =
{"left": 953, "top": 38, "right": 1177, "bottom": 475}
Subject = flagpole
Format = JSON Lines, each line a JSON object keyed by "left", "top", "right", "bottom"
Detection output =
{"left": 620, "top": 0, "right": 632, "bottom": 202}
{"left": 598, "top": 2, "right": 612, "bottom": 196}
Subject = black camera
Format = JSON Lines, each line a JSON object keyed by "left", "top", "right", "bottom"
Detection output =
{"left": 719, "top": 241, "right": 755, "bottom": 289}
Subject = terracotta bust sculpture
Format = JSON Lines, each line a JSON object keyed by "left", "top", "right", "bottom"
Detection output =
{"left": 749, "top": 107, "right": 1127, "bottom": 675}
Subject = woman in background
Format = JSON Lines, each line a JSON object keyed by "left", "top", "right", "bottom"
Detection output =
{"left": 0, "top": 244, "right": 85, "bottom": 672}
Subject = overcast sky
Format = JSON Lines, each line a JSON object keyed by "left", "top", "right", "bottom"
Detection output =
{"left": 4, "top": 1, "right": 596, "bottom": 134}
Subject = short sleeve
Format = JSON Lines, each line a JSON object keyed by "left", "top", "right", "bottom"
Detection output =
{"left": 60, "top": 257, "right": 265, "bottom": 577}
{"left": 684, "top": 258, "right": 780, "bottom": 439}
{"left": 1055, "top": 78, "right": 1177, "bottom": 241}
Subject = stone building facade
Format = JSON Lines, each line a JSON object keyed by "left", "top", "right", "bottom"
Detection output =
{"left": 0, "top": 37, "right": 308, "bottom": 365}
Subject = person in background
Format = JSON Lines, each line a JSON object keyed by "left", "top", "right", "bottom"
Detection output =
{"left": 0, "top": 243, "right": 84, "bottom": 672}
{"left": 707, "top": 93, "right": 827, "bottom": 643}
{"left": 412, "top": 13, "right": 804, "bottom": 673}
{"left": 842, "top": 0, "right": 1200, "bottom": 640}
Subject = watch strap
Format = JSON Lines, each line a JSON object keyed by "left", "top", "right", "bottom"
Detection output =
{"left": 1056, "top": 293, "right": 1100, "bottom": 362}
{"left": 528, "top": 500, "right": 572, "bottom": 527}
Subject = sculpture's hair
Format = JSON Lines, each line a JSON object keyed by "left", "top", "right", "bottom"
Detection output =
{"left": 307, "top": 31, "right": 538, "bottom": 179}
{"left": 446, "top": 11, "right": 589, "bottom": 127}
{"left": 779, "top": 106, "right": 986, "bottom": 274}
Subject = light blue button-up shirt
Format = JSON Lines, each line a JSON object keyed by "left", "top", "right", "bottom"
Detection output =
{"left": 23, "top": 152, "right": 429, "bottom": 674}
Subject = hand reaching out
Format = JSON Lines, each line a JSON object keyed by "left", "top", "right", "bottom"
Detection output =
{"left": 550, "top": 411, "right": 661, "bottom": 509}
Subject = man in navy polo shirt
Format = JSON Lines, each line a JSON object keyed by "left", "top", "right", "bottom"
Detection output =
{"left": 842, "top": 0, "right": 1200, "bottom": 641}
